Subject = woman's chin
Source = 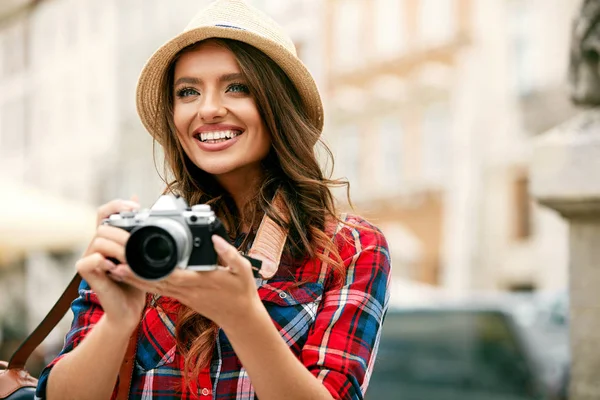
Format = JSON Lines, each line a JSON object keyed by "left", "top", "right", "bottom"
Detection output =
{"left": 193, "top": 159, "right": 239, "bottom": 177}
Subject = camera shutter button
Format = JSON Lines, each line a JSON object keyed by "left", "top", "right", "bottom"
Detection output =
{"left": 191, "top": 204, "right": 211, "bottom": 212}
{"left": 121, "top": 211, "right": 135, "bottom": 218}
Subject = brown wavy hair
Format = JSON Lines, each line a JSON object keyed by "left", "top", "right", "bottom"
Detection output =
{"left": 155, "top": 38, "right": 351, "bottom": 390}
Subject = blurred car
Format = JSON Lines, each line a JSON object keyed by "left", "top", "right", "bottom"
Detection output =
{"left": 366, "top": 289, "right": 569, "bottom": 400}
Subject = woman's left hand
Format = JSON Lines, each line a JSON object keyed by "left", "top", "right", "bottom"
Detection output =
{"left": 109, "top": 235, "right": 263, "bottom": 330}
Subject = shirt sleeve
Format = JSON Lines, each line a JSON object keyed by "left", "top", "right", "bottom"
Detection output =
{"left": 35, "top": 279, "right": 106, "bottom": 399}
{"left": 300, "top": 217, "right": 392, "bottom": 400}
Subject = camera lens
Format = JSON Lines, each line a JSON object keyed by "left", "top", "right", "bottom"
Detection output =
{"left": 126, "top": 225, "right": 179, "bottom": 280}
{"left": 142, "top": 234, "right": 174, "bottom": 267}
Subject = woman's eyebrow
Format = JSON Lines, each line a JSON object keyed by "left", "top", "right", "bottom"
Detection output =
{"left": 219, "top": 72, "right": 244, "bottom": 83}
{"left": 173, "top": 73, "right": 244, "bottom": 87}
{"left": 174, "top": 76, "right": 200, "bottom": 86}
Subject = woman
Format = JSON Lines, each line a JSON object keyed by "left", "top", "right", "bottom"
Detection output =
{"left": 36, "top": 1, "right": 391, "bottom": 399}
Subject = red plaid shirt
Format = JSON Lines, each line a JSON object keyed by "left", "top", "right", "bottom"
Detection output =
{"left": 36, "top": 214, "right": 391, "bottom": 399}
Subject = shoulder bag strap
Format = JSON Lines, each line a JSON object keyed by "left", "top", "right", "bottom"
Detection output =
{"left": 116, "top": 303, "right": 144, "bottom": 400}
{"left": 8, "top": 274, "right": 82, "bottom": 369}
{"left": 7, "top": 273, "right": 141, "bottom": 398}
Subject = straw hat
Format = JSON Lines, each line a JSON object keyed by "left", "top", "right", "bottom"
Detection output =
{"left": 136, "top": 0, "right": 324, "bottom": 145}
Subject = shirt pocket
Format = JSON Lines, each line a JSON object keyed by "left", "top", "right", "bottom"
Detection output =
{"left": 135, "top": 304, "right": 178, "bottom": 372}
{"left": 258, "top": 281, "right": 324, "bottom": 353}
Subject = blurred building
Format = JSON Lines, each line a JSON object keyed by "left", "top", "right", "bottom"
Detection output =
{"left": 0, "top": 0, "right": 211, "bottom": 354}
{"left": 0, "top": 0, "right": 579, "bottom": 356}
{"left": 0, "top": 0, "right": 327, "bottom": 355}
{"left": 321, "top": 0, "right": 577, "bottom": 292}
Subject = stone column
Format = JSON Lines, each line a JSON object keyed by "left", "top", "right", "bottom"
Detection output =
{"left": 531, "top": 109, "right": 600, "bottom": 400}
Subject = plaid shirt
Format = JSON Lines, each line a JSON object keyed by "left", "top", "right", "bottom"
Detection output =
{"left": 36, "top": 214, "right": 391, "bottom": 400}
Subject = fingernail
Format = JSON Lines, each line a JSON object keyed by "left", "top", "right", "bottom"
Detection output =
{"left": 108, "top": 272, "right": 123, "bottom": 282}
{"left": 212, "top": 235, "right": 228, "bottom": 252}
{"left": 104, "top": 259, "right": 117, "bottom": 270}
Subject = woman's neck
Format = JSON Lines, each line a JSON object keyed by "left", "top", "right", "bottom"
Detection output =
{"left": 215, "top": 170, "right": 264, "bottom": 229}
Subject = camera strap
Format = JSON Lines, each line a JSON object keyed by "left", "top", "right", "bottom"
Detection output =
{"left": 5, "top": 273, "right": 140, "bottom": 399}
{"left": 248, "top": 191, "right": 289, "bottom": 280}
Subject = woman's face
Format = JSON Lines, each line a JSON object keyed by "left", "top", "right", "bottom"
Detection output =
{"left": 172, "top": 40, "right": 271, "bottom": 185}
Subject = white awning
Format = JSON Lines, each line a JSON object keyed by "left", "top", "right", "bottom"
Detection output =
{"left": 0, "top": 179, "right": 96, "bottom": 262}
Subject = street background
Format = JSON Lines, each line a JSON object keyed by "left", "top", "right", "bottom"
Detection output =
{"left": 0, "top": 0, "right": 579, "bottom": 399}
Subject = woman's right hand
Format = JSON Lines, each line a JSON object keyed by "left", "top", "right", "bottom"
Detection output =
{"left": 75, "top": 199, "right": 146, "bottom": 329}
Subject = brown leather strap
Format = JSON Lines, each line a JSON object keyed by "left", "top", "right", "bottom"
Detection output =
{"left": 8, "top": 274, "right": 82, "bottom": 369}
{"left": 116, "top": 320, "right": 141, "bottom": 400}
{"left": 6, "top": 272, "right": 140, "bottom": 398}
{"left": 249, "top": 191, "right": 289, "bottom": 279}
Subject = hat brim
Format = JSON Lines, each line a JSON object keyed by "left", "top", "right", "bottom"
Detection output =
{"left": 136, "top": 26, "right": 324, "bottom": 145}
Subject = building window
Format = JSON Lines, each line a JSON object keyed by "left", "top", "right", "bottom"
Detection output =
{"left": 333, "top": 0, "right": 362, "bottom": 70}
{"left": 1, "top": 24, "right": 27, "bottom": 78}
{"left": 65, "top": 4, "right": 78, "bottom": 48}
{"left": 421, "top": 102, "right": 450, "bottom": 185}
{"left": 374, "top": 0, "right": 406, "bottom": 57}
{"left": 510, "top": 1, "right": 534, "bottom": 96}
{"left": 418, "top": 0, "right": 455, "bottom": 45}
{"left": 513, "top": 174, "right": 531, "bottom": 240}
{"left": 88, "top": 0, "right": 107, "bottom": 35}
{"left": 377, "top": 115, "right": 403, "bottom": 190}
{"left": 0, "top": 96, "right": 27, "bottom": 156}
{"left": 337, "top": 123, "right": 361, "bottom": 194}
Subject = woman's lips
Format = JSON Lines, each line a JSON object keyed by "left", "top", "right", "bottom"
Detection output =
{"left": 193, "top": 131, "right": 244, "bottom": 152}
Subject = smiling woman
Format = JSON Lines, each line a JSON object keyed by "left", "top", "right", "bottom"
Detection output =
{"left": 35, "top": 1, "right": 391, "bottom": 400}
{"left": 170, "top": 40, "right": 272, "bottom": 190}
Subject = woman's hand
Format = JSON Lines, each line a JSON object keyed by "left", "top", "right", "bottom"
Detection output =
{"left": 109, "top": 235, "right": 263, "bottom": 331}
{"left": 75, "top": 199, "right": 147, "bottom": 329}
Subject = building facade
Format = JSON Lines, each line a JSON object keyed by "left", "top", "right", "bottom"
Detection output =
{"left": 323, "top": 0, "right": 471, "bottom": 285}
{"left": 0, "top": 0, "right": 579, "bottom": 360}
{"left": 0, "top": 0, "right": 325, "bottom": 359}
{"left": 0, "top": 0, "right": 207, "bottom": 357}
{"left": 322, "top": 0, "right": 576, "bottom": 292}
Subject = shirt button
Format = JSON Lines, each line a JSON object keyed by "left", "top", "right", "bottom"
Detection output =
{"left": 278, "top": 292, "right": 287, "bottom": 299}
{"left": 200, "top": 388, "right": 211, "bottom": 396}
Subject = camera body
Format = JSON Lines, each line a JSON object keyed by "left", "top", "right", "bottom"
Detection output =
{"left": 103, "top": 195, "right": 229, "bottom": 280}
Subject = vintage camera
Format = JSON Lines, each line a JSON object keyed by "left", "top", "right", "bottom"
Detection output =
{"left": 103, "top": 195, "right": 236, "bottom": 280}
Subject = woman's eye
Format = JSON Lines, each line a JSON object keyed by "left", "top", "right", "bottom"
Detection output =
{"left": 176, "top": 87, "right": 199, "bottom": 98}
{"left": 227, "top": 83, "right": 250, "bottom": 94}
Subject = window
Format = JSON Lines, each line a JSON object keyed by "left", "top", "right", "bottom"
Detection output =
{"left": 1, "top": 24, "right": 27, "bottom": 77}
{"left": 0, "top": 96, "right": 27, "bottom": 156}
{"left": 88, "top": 0, "right": 107, "bottom": 36}
{"left": 337, "top": 124, "right": 361, "bottom": 193}
{"left": 510, "top": 1, "right": 534, "bottom": 96}
{"left": 377, "top": 115, "right": 403, "bottom": 189}
{"left": 65, "top": 4, "right": 79, "bottom": 48}
{"left": 421, "top": 103, "right": 450, "bottom": 185}
{"left": 374, "top": 0, "right": 406, "bottom": 57}
{"left": 333, "top": 0, "right": 362, "bottom": 69}
{"left": 418, "top": 0, "right": 455, "bottom": 45}
{"left": 513, "top": 174, "right": 531, "bottom": 240}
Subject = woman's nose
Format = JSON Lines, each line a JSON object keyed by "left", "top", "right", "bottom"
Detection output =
{"left": 197, "top": 92, "right": 226, "bottom": 122}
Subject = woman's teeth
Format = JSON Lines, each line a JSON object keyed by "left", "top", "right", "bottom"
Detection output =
{"left": 196, "top": 130, "right": 242, "bottom": 143}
